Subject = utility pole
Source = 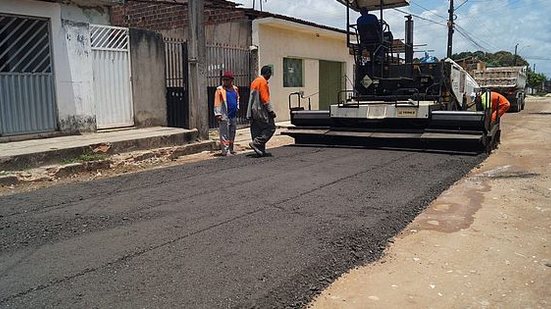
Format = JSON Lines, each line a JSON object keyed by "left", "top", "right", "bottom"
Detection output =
{"left": 446, "top": 0, "right": 454, "bottom": 58}
{"left": 514, "top": 43, "right": 519, "bottom": 66}
{"left": 188, "top": 0, "right": 209, "bottom": 139}
{"left": 253, "top": 0, "right": 263, "bottom": 11}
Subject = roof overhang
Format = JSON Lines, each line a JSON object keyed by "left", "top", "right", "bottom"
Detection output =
{"left": 335, "top": 0, "right": 410, "bottom": 12}
{"left": 253, "top": 17, "right": 347, "bottom": 40}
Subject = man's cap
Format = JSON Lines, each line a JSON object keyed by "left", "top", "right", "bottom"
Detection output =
{"left": 260, "top": 65, "right": 272, "bottom": 76}
{"left": 222, "top": 71, "right": 234, "bottom": 79}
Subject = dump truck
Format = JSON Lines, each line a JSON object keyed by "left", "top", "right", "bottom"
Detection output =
{"left": 282, "top": 0, "right": 501, "bottom": 153}
{"left": 473, "top": 65, "right": 527, "bottom": 112}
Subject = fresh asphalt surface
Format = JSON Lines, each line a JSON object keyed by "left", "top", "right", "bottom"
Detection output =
{"left": 0, "top": 145, "right": 485, "bottom": 308}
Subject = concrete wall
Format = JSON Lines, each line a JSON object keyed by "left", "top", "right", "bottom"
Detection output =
{"left": 60, "top": 4, "right": 111, "bottom": 25}
{"left": 130, "top": 28, "right": 167, "bottom": 127}
{"left": 253, "top": 18, "right": 355, "bottom": 121}
{"left": 2, "top": 0, "right": 112, "bottom": 133}
{"left": 60, "top": 19, "right": 96, "bottom": 132}
{"left": 158, "top": 21, "right": 252, "bottom": 48}
{"left": 204, "top": 20, "right": 252, "bottom": 48}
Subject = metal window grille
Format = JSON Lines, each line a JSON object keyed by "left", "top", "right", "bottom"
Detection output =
{"left": 0, "top": 14, "right": 51, "bottom": 73}
{"left": 90, "top": 24, "right": 129, "bottom": 51}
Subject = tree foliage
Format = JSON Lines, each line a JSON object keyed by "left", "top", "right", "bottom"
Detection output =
{"left": 451, "top": 50, "right": 529, "bottom": 67}
{"left": 527, "top": 71, "right": 547, "bottom": 89}
{"left": 452, "top": 50, "right": 549, "bottom": 87}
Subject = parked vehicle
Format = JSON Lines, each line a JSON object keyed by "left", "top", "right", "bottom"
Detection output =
{"left": 473, "top": 66, "right": 527, "bottom": 112}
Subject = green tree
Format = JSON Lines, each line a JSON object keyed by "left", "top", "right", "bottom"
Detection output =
{"left": 527, "top": 71, "right": 547, "bottom": 89}
{"left": 451, "top": 50, "right": 529, "bottom": 67}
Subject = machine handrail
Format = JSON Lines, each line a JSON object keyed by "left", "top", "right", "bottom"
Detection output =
{"left": 338, "top": 90, "right": 358, "bottom": 107}
{"left": 288, "top": 92, "right": 303, "bottom": 110}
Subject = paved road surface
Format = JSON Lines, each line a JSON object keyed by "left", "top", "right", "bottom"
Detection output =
{"left": 0, "top": 146, "right": 484, "bottom": 308}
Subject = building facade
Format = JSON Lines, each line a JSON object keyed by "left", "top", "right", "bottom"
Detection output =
{"left": 1, "top": 0, "right": 166, "bottom": 140}
{"left": 253, "top": 17, "right": 354, "bottom": 119}
{"left": 110, "top": 0, "right": 354, "bottom": 123}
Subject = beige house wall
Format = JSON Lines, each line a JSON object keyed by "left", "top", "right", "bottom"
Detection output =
{"left": 253, "top": 18, "right": 355, "bottom": 121}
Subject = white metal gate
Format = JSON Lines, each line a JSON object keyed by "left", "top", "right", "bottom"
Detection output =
{"left": 90, "top": 24, "right": 133, "bottom": 129}
{"left": 0, "top": 14, "right": 57, "bottom": 136}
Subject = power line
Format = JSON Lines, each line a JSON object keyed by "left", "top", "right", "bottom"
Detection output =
{"left": 525, "top": 56, "right": 551, "bottom": 61}
{"left": 410, "top": 1, "right": 448, "bottom": 21}
{"left": 393, "top": 8, "right": 448, "bottom": 27}
{"left": 455, "top": 23, "right": 498, "bottom": 50}
{"left": 455, "top": 0, "right": 469, "bottom": 11}
{"left": 454, "top": 27, "right": 490, "bottom": 52}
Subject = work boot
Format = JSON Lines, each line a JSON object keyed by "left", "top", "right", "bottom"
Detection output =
{"left": 259, "top": 145, "right": 271, "bottom": 157}
{"left": 249, "top": 142, "right": 263, "bottom": 156}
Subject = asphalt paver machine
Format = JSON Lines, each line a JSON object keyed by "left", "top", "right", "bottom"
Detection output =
{"left": 282, "top": 0, "right": 501, "bottom": 153}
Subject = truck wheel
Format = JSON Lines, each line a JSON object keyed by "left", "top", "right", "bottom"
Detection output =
{"left": 512, "top": 99, "right": 522, "bottom": 113}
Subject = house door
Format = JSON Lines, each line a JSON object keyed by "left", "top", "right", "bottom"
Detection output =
{"left": 0, "top": 14, "right": 57, "bottom": 136}
{"left": 319, "top": 60, "right": 344, "bottom": 110}
{"left": 164, "top": 38, "right": 189, "bottom": 128}
{"left": 91, "top": 25, "right": 134, "bottom": 129}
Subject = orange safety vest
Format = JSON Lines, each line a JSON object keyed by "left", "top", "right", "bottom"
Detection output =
{"left": 214, "top": 85, "right": 239, "bottom": 118}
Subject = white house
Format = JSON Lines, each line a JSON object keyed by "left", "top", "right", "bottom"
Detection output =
{"left": 0, "top": 0, "right": 143, "bottom": 139}
{"left": 252, "top": 17, "right": 355, "bottom": 120}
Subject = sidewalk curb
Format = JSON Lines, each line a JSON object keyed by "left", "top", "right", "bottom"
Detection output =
{"left": 169, "top": 140, "right": 218, "bottom": 160}
{"left": 53, "top": 160, "right": 113, "bottom": 178}
{"left": 0, "top": 130, "right": 199, "bottom": 171}
{"left": 3, "top": 140, "right": 218, "bottom": 186}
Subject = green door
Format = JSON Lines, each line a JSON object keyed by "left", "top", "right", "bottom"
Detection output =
{"left": 319, "top": 60, "right": 344, "bottom": 110}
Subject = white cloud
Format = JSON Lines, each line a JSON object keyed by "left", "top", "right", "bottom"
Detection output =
{"left": 233, "top": 0, "right": 551, "bottom": 77}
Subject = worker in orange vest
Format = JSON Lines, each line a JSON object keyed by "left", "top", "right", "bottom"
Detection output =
{"left": 478, "top": 91, "right": 511, "bottom": 122}
{"left": 247, "top": 65, "right": 276, "bottom": 156}
{"left": 214, "top": 71, "right": 240, "bottom": 156}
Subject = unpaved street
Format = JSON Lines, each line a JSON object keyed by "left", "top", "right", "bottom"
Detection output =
{"left": 0, "top": 134, "right": 484, "bottom": 307}
{"left": 312, "top": 97, "right": 551, "bottom": 308}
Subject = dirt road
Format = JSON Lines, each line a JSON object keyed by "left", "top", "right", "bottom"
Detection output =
{"left": 0, "top": 137, "right": 484, "bottom": 307}
{"left": 311, "top": 97, "right": 551, "bottom": 308}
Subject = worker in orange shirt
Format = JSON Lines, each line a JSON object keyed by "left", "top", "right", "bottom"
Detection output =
{"left": 247, "top": 65, "right": 276, "bottom": 156}
{"left": 478, "top": 91, "right": 511, "bottom": 122}
{"left": 214, "top": 71, "right": 239, "bottom": 156}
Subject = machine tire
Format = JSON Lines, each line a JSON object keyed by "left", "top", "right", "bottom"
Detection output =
{"left": 521, "top": 97, "right": 525, "bottom": 110}
{"left": 511, "top": 101, "right": 522, "bottom": 113}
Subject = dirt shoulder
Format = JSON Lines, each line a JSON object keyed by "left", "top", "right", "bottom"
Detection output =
{"left": 311, "top": 97, "right": 551, "bottom": 309}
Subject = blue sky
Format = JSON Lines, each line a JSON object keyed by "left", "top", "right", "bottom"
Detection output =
{"left": 233, "top": 0, "right": 551, "bottom": 77}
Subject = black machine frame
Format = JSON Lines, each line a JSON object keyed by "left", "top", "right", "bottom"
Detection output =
{"left": 282, "top": 0, "right": 502, "bottom": 153}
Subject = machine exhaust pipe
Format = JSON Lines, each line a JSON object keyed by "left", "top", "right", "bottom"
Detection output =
{"left": 405, "top": 15, "right": 414, "bottom": 76}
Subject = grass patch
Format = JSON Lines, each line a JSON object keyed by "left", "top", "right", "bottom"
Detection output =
{"left": 61, "top": 153, "right": 108, "bottom": 164}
